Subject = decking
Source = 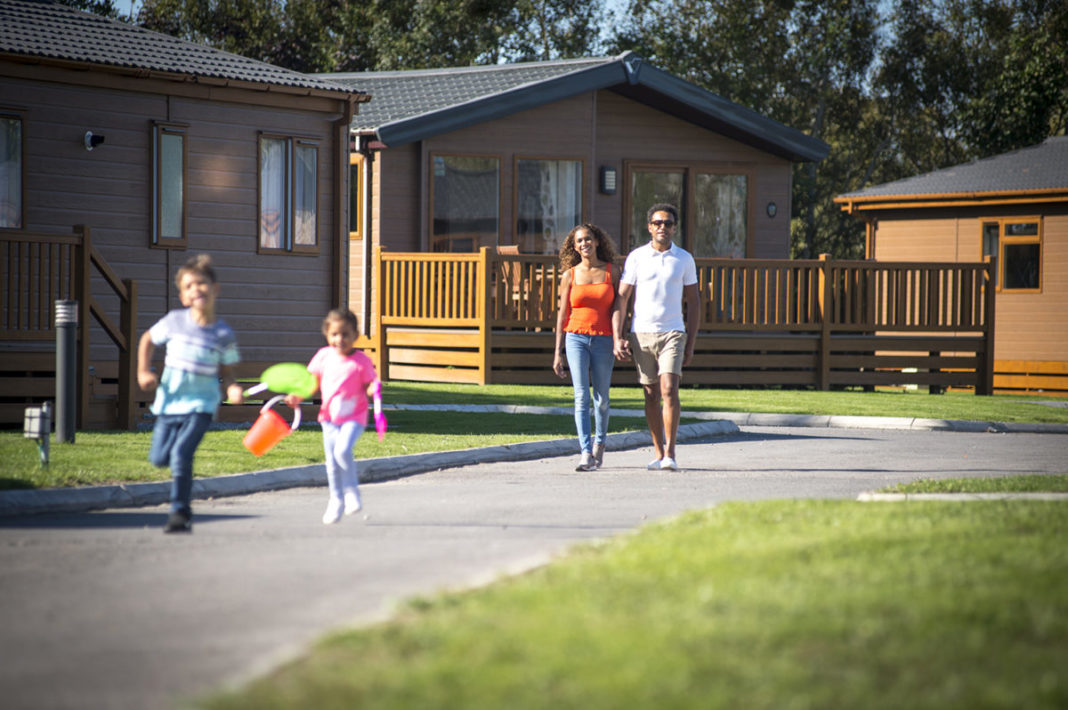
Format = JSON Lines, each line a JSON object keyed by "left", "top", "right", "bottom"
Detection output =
{"left": 370, "top": 247, "right": 997, "bottom": 393}
{"left": 0, "top": 235, "right": 1007, "bottom": 431}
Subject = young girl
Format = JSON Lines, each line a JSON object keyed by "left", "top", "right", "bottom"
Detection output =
{"left": 138, "top": 254, "right": 243, "bottom": 533}
{"left": 286, "top": 309, "right": 378, "bottom": 524}
{"left": 553, "top": 224, "right": 621, "bottom": 471}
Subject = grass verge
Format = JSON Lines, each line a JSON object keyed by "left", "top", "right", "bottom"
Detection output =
{"left": 202, "top": 498, "right": 1068, "bottom": 710}
{"left": 384, "top": 382, "right": 1068, "bottom": 424}
{"left": 0, "top": 411, "right": 652, "bottom": 490}
{"left": 884, "top": 474, "right": 1068, "bottom": 494}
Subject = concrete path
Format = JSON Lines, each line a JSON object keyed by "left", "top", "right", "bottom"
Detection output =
{"left": 0, "top": 419, "right": 1065, "bottom": 710}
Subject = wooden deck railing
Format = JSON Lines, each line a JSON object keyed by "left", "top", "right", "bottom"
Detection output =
{"left": 695, "top": 257, "right": 994, "bottom": 332}
{"left": 373, "top": 247, "right": 995, "bottom": 392}
{"left": 0, "top": 225, "right": 138, "bottom": 428}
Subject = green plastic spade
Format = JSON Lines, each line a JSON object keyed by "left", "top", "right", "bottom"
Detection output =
{"left": 244, "top": 362, "right": 318, "bottom": 399}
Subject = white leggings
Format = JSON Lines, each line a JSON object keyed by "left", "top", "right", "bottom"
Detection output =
{"left": 321, "top": 420, "right": 365, "bottom": 501}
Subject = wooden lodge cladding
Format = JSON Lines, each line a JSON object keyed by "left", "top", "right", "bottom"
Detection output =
{"left": 327, "top": 53, "right": 828, "bottom": 342}
{"left": 836, "top": 137, "right": 1068, "bottom": 396}
{"left": 354, "top": 90, "right": 797, "bottom": 326}
{"left": 0, "top": 0, "right": 366, "bottom": 428}
{"left": 0, "top": 69, "right": 353, "bottom": 363}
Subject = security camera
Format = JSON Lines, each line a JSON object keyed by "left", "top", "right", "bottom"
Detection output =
{"left": 84, "top": 131, "right": 105, "bottom": 151}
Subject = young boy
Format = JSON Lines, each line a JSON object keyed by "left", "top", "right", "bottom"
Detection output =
{"left": 138, "top": 254, "right": 243, "bottom": 533}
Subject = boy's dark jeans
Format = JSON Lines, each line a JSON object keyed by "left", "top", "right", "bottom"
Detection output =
{"left": 149, "top": 412, "right": 213, "bottom": 515}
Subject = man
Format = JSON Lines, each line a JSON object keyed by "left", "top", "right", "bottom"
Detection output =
{"left": 612, "top": 203, "right": 699, "bottom": 470}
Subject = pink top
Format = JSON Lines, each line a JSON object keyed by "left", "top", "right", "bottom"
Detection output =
{"left": 307, "top": 346, "right": 378, "bottom": 426}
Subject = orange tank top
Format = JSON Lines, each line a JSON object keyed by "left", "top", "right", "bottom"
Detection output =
{"left": 565, "top": 264, "right": 614, "bottom": 336}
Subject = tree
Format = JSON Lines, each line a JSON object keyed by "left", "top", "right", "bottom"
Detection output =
{"left": 611, "top": 0, "right": 1068, "bottom": 258}
{"left": 609, "top": 0, "right": 879, "bottom": 258}
{"left": 135, "top": 0, "right": 603, "bottom": 72}
{"left": 956, "top": 1, "right": 1068, "bottom": 157}
{"left": 56, "top": 0, "right": 129, "bottom": 18}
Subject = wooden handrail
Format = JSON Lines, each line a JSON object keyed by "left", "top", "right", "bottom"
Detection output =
{"left": 0, "top": 226, "right": 138, "bottom": 429}
{"left": 374, "top": 251, "right": 993, "bottom": 335}
{"left": 369, "top": 249, "right": 994, "bottom": 392}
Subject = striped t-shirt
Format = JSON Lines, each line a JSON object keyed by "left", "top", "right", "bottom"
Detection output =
{"left": 148, "top": 308, "right": 240, "bottom": 415}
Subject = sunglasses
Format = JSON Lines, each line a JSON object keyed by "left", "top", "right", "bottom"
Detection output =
{"left": 649, "top": 219, "right": 675, "bottom": 227}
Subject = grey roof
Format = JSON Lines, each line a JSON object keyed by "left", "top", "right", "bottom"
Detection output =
{"left": 0, "top": 0, "right": 363, "bottom": 98}
{"left": 320, "top": 52, "right": 829, "bottom": 162}
{"left": 838, "top": 136, "right": 1068, "bottom": 201}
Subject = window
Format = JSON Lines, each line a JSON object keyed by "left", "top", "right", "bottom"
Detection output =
{"left": 1, "top": 114, "right": 22, "bottom": 229}
{"left": 152, "top": 123, "right": 186, "bottom": 247}
{"left": 626, "top": 163, "right": 750, "bottom": 257}
{"left": 349, "top": 152, "right": 364, "bottom": 241}
{"left": 982, "top": 218, "right": 1041, "bottom": 292}
{"left": 515, "top": 158, "right": 582, "bottom": 254}
{"left": 694, "top": 173, "right": 747, "bottom": 258}
{"left": 429, "top": 154, "right": 499, "bottom": 251}
{"left": 629, "top": 167, "right": 685, "bottom": 249}
{"left": 430, "top": 154, "right": 499, "bottom": 252}
{"left": 259, "top": 134, "right": 320, "bottom": 253}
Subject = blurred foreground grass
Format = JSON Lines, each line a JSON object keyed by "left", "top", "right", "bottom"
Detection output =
{"left": 204, "top": 496, "right": 1068, "bottom": 710}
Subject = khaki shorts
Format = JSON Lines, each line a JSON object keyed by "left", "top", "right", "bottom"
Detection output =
{"left": 629, "top": 331, "right": 686, "bottom": 385}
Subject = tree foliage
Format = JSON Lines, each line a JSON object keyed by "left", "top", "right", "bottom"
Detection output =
{"left": 609, "top": 0, "right": 879, "bottom": 257}
{"left": 134, "top": 0, "right": 603, "bottom": 72}
{"left": 612, "top": 0, "right": 1068, "bottom": 257}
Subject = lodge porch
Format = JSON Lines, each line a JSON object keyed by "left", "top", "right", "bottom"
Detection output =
{"left": 3, "top": 231, "right": 999, "bottom": 430}
{"left": 369, "top": 246, "right": 997, "bottom": 393}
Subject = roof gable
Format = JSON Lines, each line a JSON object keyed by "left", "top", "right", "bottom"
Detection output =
{"left": 0, "top": 0, "right": 363, "bottom": 98}
{"left": 836, "top": 136, "right": 1068, "bottom": 209}
{"left": 320, "top": 52, "right": 828, "bottom": 163}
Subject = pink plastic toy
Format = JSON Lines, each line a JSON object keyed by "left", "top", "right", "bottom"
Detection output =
{"left": 372, "top": 380, "right": 387, "bottom": 441}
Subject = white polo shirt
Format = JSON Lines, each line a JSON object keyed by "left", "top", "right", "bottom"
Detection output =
{"left": 621, "top": 242, "right": 698, "bottom": 333}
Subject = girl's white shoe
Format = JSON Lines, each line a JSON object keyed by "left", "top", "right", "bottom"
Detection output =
{"left": 343, "top": 491, "right": 362, "bottom": 515}
{"left": 322, "top": 498, "right": 344, "bottom": 524}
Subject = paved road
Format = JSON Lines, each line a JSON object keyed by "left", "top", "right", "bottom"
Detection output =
{"left": 1, "top": 425, "right": 1065, "bottom": 710}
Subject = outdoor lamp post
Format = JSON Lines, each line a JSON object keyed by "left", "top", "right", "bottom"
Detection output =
{"left": 55, "top": 299, "right": 77, "bottom": 443}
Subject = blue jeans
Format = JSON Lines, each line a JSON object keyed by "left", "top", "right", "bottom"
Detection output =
{"left": 564, "top": 332, "right": 615, "bottom": 453}
{"left": 149, "top": 412, "right": 213, "bottom": 515}
{"left": 321, "top": 420, "right": 365, "bottom": 503}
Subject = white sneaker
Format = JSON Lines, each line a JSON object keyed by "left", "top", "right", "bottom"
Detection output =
{"left": 343, "top": 491, "right": 362, "bottom": 515}
{"left": 322, "top": 498, "right": 343, "bottom": 525}
{"left": 647, "top": 459, "right": 662, "bottom": 470}
{"left": 660, "top": 457, "right": 678, "bottom": 471}
{"left": 575, "top": 452, "right": 596, "bottom": 472}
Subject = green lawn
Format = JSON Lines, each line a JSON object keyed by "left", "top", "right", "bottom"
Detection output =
{"left": 0, "top": 410, "right": 653, "bottom": 490}
{"left": 385, "top": 382, "right": 1068, "bottom": 424}
{"left": 202, "top": 497, "right": 1068, "bottom": 710}
{"left": 885, "top": 474, "right": 1068, "bottom": 493}
{"left": 3, "top": 384, "right": 1065, "bottom": 490}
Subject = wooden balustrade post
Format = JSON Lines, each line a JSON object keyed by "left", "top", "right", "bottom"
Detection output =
{"left": 118, "top": 278, "right": 137, "bottom": 430}
{"left": 477, "top": 247, "right": 491, "bottom": 384}
{"left": 372, "top": 246, "right": 387, "bottom": 381}
{"left": 73, "top": 225, "right": 91, "bottom": 428}
{"left": 979, "top": 256, "right": 997, "bottom": 395}
{"left": 818, "top": 254, "right": 831, "bottom": 390}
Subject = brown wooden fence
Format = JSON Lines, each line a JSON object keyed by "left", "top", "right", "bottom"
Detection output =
{"left": 371, "top": 247, "right": 996, "bottom": 393}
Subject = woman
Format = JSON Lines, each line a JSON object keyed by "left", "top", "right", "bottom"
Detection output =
{"left": 553, "top": 223, "right": 621, "bottom": 471}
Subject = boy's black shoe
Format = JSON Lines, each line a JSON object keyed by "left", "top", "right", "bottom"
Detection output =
{"left": 163, "top": 511, "right": 192, "bottom": 534}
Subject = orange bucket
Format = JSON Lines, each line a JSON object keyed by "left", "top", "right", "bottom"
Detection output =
{"left": 243, "top": 396, "right": 301, "bottom": 456}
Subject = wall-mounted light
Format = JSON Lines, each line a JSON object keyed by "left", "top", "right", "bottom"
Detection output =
{"left": 599, "top": 166, "right": 617, "bottom": 195}
{"left": 84, "top": 131, "right": 105, "bottom": 151}
{"left": 766, "top": 201, "right": 777, "bottom": 218}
